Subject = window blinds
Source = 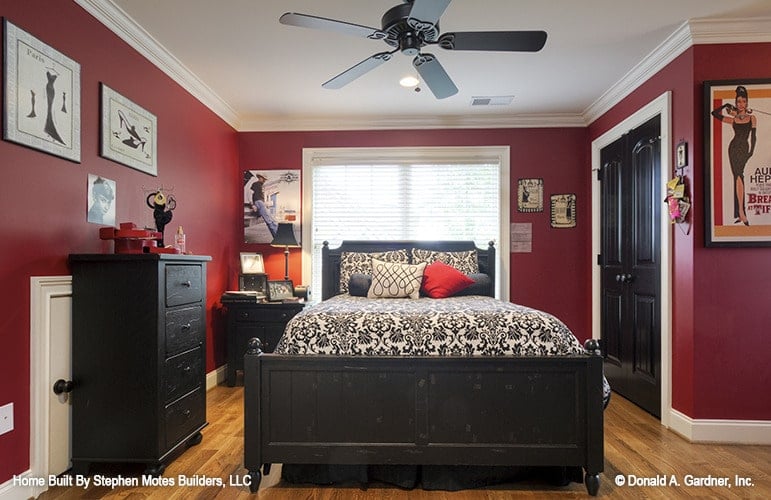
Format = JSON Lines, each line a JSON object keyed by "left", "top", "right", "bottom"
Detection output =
{"left": 309, "top": 161, "right": 500, "bottom": 294}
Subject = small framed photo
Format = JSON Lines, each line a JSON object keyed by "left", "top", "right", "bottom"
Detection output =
{"left": 267, "top": 280, "right": 294, "bottom": 301}
{"left": 239, "top": 273, "right": 267, "bottom": 294}
{"left": 675, "top": 141, "right": 688, "bottom": 168}
{"left": 550, "top": 194, "right": 577, "bottom": 228}
{"left": 240, "top": 252, "right": 265, "bottom": 274}
{"left": 517, "top": 178, "right": 544, "bottom": 212}
{"left": 100, "top": 83, "right": 157, "bottom": 175}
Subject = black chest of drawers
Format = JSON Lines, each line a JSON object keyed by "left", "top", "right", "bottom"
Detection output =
{"left": 224, "top": 301, "right": 305, "bottom": 386}
{"left": 69, "top": 253, "right": 211, "bottom": 476}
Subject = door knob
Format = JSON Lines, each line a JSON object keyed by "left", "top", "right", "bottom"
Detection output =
{"left": 53, "top": 379, "right": 74, "bottom": 395}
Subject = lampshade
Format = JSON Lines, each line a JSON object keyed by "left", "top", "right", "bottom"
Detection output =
{"left": 270, "top": 223, "right": 300, "bottom": 248}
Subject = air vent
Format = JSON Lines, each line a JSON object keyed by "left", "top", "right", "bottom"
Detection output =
{"left": 471, "top": 95, "right": 515, "bottom": 106}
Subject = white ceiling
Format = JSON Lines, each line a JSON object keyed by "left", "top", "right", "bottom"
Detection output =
{"left": 79, "top": 0, "right": 771, "bottom": 131}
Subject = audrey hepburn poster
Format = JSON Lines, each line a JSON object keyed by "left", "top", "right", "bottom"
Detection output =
{"left": 705, "top": 79, "right": 771, "bottom": 246}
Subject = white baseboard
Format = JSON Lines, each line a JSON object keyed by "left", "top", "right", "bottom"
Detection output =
{"left": 669, "top": 409, "right": 771, "bottom": 444}
{"left": 206, "top": 365, "right": 227, "bottom": 391}
{"left": 0, "top": 470, "right": 43, "bottom": 500}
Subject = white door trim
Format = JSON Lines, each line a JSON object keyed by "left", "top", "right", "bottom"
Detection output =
{"left": 590, "top": 92, "right": 673, "bottom": 428}
{"left": 29, "top": 275, "right": 73, "bottom": 497}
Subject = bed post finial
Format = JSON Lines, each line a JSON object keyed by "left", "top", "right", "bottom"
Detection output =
{"left": 323, "top": 241, "right": 329, "bottom": 249}
{"left": 247, "top": 337, "right": 263, "bottom": 355}
{"left": 584, "top": 339, "right": 601, "bottom": 356}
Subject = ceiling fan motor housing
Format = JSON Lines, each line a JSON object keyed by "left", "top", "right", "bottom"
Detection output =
{"left": 382, "top": 2, "right": 439, "bottom": 55}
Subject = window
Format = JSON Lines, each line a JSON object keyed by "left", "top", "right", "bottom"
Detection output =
{"left": 301, "top": 147, "right": 510, "bottom": 299}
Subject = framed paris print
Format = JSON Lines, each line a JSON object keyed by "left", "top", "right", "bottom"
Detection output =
{"left": 3, "top": 19, "right": 81, "bottom": 162}
{"left": 704, "top": 79, "right": 771, "bottom": 247}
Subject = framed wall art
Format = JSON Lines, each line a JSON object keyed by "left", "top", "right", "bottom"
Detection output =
{"left": 517, "top": 178, "right": 544, "bottom": 212}
{"left": 243, "top": 170, "right": 301, "bottom": 244}
{"left": 705, "top": 79, "right": 771, "bottom": 246}
{"left": 100, "top": 83, "right": 157, "bottom": 176}
{"left": 550, "top": 194, "right": 576, "bottom": 228}
{"left": 3, "top": 19, "right": 81, "bottom": 162}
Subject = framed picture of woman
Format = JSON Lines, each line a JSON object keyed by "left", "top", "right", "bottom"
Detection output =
{"left": 705, "top": 79, "right": 771, "bottom": 247}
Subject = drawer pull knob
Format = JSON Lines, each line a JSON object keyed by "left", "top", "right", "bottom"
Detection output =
{"left": 183, "top": 409, "right": 191, "bottom": 417}
{"left": 181, "top": 323, "right": 192, "bottom": 330}
{"left": 182, "top": 280, "right": 192, "bottom": 288}
{"left": 182, "top": 365, "right": 191, "bottom": 372}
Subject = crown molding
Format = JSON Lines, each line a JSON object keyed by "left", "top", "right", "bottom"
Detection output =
{"left": 239, "top": 112, "right": 587, "bottom": 132}
{"left": 688, "top": 16, "right": 771, "bottom": 44}
{"left": 583, "top": 17, "right": 771, "bottom": 125}
{"left": 75, "top": 0, "right": 240, "bottom": 129}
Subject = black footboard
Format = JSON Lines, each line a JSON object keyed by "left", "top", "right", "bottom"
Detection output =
{"left": 244, "top": 338, "right": 604, "bottom": 495}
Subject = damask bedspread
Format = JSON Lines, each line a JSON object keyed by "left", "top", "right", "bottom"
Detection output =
{"left": 277, "top": 295, "right": 584, "bottom": 357}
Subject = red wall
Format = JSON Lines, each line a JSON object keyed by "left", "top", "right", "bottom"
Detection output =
{"left": 691, "top": 43, "right": 771, "bottom": 420}
{"left": 0, "top": 1, "right": 239, "bottom": 482}
{"left": 238, "top": 128, "right": 592, "bottom": 338}
{"left": 589, "top": 44, "right": 771, "bottom": 420}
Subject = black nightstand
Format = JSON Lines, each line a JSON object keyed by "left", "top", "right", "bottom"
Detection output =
{"left": 223, "top": 301, "right": 305, "bottom": 386}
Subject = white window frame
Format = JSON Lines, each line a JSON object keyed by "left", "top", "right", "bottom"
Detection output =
{"left": 301, "top": 146, "right": 510, "bottom": 301}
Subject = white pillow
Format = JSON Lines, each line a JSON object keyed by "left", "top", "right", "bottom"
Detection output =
{"left": 367, "top": 259, "right": 426, "bottom": 299}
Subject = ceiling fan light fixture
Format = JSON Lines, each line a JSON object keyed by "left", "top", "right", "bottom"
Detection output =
{"left": 400, "top": 75, "right": 420, "bottom": 87}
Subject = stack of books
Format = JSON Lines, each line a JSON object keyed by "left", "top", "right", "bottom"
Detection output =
{"left": 220, "top": 290, "right": 265, "bottom": 302}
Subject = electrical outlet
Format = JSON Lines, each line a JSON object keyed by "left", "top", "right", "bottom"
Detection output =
{"left": 0, "top": 402, "right": 14, "bottom": 435}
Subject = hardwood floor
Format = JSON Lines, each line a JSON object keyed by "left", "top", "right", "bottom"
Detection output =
{"left": 38, "top": 385, "right": 771, "bottom": 499}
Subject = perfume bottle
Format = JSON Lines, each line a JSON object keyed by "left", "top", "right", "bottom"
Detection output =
{"left": 174, "top": 225, "right": 186, "bottom": 253}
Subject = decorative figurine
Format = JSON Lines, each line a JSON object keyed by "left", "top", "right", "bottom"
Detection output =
{"left": 146, "top": 189, "right": 176, "bottom": 246}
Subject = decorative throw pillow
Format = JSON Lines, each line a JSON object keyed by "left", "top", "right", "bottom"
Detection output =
{"left": 421, "top": 261, "right": 475, "bottom": 298}
{"left": 348, "top": 273, "right": 372, "bottom": 297}
{"left": 339, "top": 249, "right": 408, "bottom": 293}
{"left": 367, "top": 259, "right": 426, "bottom": 299}
{"left": 453, "top": 273, "right": 493, "bottom": 297}
{"left": 411, "top": 248, "right": 479, "bottom": 274}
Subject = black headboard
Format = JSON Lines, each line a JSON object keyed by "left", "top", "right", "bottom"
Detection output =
{"left": 321, "top": 240, "right": 496, "bottom": 300}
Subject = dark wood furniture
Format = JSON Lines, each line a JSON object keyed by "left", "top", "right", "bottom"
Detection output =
{"left": 68, "top": 253, "right": 211, "bottom": 476}
{"left": 243, "top": 241, "right": 604, "bottom": 496}
{"left": 223, "top": 300, "right": 305, "bottom": 386}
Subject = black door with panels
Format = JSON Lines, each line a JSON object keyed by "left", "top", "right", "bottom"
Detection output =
{"left": 599, "top": 115, "right": 662, "bottom": 417}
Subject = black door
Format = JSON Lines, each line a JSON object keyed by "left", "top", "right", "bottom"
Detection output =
{"left": 599, "top": 115, "right": 662, "bottom": 417}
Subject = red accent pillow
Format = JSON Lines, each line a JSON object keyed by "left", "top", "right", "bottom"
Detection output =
{"left": 421, "top": 261, "right": 475, "bottom": 298}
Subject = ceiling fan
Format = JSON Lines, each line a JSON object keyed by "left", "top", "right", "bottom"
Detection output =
{"left": 279, "top": 0, "right": 547, "bottom": 99}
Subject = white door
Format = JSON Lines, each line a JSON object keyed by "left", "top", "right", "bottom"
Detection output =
{"left": 48, "top": 294, "right": 72, "bottom": 475}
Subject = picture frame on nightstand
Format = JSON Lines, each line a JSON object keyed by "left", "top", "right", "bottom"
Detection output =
{"left": 239, "top": 273, "right": 267, "bottom": 294}
{"left": 267, "top": 280, "right": 294, "bottom": 301}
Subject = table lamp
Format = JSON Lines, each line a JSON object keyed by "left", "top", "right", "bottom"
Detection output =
{"left": 270, "top": 223, "right": 300, "bottom": 280}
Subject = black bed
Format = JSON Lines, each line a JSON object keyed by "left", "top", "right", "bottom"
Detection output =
{"left": 243, "top": 240, "right": 604, "bottom": 495}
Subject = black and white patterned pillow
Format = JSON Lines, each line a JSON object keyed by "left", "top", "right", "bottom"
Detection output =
{"left": 367, "top": 259, "right": 426, "bottom": 299}
{"left": 411, "top": 248, "right": 479, "bottom": 274}
{"left": 339, "top": 249, "right": 409, "bottom": 293}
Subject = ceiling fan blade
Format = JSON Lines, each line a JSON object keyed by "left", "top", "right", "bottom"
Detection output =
{"left": 438, "top": 31, "right": 547, "bottom": 52}
{"left": 280, "top": 12, "right": 387, "bottom": 40}
{"left": 413, "top": 53, "right": 458, "bottom": 99}
{"left": 408, "top": 0, "right": 452, "bottom": 26}
{"left": 322, "top": 52, "right": 394, "bottom": 89}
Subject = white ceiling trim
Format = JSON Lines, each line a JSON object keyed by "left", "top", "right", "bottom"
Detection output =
{"left": 239, "top": 112, "right": 587, "bottom": 132}
{"left": 78, "top": 2, "right": 771, "bottom": 132}
{"left": 75, "top": 0, "right": 240, "bottom": 128}
{"left": 583, "top": 16, "right": 771, "bottom": 125}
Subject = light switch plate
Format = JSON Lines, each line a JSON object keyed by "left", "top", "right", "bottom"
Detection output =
{"left": 0, "top": 402, "right": 14, "bottom": 435}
